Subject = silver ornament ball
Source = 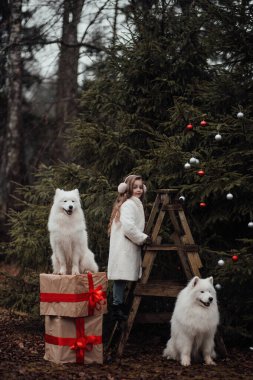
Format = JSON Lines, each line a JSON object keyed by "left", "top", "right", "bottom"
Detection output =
{"left": 184, "top": 162, "right": 191, "bottom": 169}
{"left": 226, "top": 193, "right": 233, "bottom": 200}
{"left": 218, "top": 259, "right": 225, "bottom": 266}
{"left": 189, "top": 157, "right": 197, "bottom": 164}
{"left": 248, "top": 221, "right": 253, "bottom": 228}
{"left": 237, "top": 112, "right": 244, "bottom": 118}
{"left": 215, "top": 284, "right": 222, "bottom": 290}
{"left": 179, "top": 195, "right": 186, "bottom": 202}
{"left": 215, "top": 133, "right": 222, "bottom": 141}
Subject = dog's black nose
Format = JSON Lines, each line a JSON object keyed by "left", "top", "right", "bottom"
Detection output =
{"left": 209, "top": 297, "right": 213, "bottom": 302}
{"left": 69, "top": 205, "right": 73, "bottom": 209}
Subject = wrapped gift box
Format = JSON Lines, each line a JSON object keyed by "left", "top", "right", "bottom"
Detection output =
{"left": 44, "top": 315, "right": 103, "bottom": 364}
{"left": 40, "top": 272, "right": 107, "bottom": 317}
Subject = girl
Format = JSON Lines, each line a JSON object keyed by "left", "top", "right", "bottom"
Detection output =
{"left": 107, "top": 174, "right": 152, "bottom": 321}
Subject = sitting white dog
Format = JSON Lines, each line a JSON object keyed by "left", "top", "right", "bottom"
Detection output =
{"left": 48, "top": 188, "right": 99, "bottom": 275}
{"left": 163, "top": 276, "right": 219, "bottom": 366}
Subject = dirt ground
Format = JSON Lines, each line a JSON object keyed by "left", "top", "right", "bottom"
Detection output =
{"left": 0, "top": 308, "right": 252, "bottom": 380}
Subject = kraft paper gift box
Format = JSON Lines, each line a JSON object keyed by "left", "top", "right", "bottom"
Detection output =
{"left": 44, "top": 315, "right": 103, "bottom": 364}
{"left": 40, "top": 272, "right": 107, "bottom": 318}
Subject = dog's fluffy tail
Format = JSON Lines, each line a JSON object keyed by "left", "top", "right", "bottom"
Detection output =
{"left": 80, "top": 249, "right": 99, "bottom": 273}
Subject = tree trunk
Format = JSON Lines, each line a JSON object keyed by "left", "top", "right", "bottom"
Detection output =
{"left": 112, "top": 0, "right": 119, "bottom": 47}
{"left": 0, "top": 0, "right": 10, "bottom": 151}
{"left": 54, "top": 0, "right": 85, "bottom": 160}
{"left": 0, "top": 0, "right": 22, "bottom": 221}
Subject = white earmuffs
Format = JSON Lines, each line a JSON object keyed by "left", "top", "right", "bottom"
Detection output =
{"left": 117, "top": 175, "right": 147, "bottom": 194}
{"left": 118, "top": 182, "right": 128, "bottom": 194}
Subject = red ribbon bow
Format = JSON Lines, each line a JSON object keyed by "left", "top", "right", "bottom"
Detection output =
{"left": 70, "top": 335, "right": 99, "bottom": 352}
{"left": 87, "top": 272, "right": 106, "bottom": 315}
{"left": 88, "top": 286, "right": 105, "bottom": 310}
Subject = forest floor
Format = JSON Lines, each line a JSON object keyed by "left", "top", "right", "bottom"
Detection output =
{"left": 0, "top": 307, "right": 253, "bottom": 380}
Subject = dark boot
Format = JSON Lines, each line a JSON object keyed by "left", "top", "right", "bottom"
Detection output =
{"left": 111, "top": 304, "right": 128, "bottom": 322}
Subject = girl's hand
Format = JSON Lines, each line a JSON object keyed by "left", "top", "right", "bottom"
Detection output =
{"left": 145, "top": 236, "right": 152, "bottom": 245}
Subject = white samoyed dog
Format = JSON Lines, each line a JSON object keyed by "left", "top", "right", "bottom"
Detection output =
{"left": 163, "top": 276, "right": 219, "bottom": 366}
{"left": 48, "top": 188, "right": 99, "bottom": 275}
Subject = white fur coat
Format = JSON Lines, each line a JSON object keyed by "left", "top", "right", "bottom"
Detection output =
{"left": 107, "top": 196, "right": 148, "bottom": 281}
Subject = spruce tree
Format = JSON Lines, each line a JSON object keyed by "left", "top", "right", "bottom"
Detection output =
{"left": 3, "top": 1, "right": 253, "bottom": 340}
{"left": 134, "top": 0, "right": 253, "bottom": 340}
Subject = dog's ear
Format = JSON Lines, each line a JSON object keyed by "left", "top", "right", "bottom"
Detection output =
{"left": 208, "top": 276, "right": 213, "bottom": 285}
{"left": 74, "top": 189, "right": 79, "bottom": 196}
{"left": 55, "top": 188, "right": 62, "bottom": 197}
{"left": 192, "top": 276, "right": 199, "bottom": 287}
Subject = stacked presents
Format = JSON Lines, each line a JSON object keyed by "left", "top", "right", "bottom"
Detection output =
{"left": 40, "top": 272, "right": 107, "bottom": 364}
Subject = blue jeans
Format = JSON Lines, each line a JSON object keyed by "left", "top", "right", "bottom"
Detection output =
{"left": 113, "top": 280, "right": 127, "bottom": 305}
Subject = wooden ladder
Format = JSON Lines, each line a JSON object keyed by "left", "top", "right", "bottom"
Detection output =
{"left": 110, "top": 189, "right": 226, "bottom": 357}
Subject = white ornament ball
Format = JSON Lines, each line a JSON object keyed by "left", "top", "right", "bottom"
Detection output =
{"left": 215, "top": 133, "right": 222, "bottom": 141}
{"left": 189, "top": 157, "right": 196, "bottom": 164}
{"left": 179, "top": 195, "right": 186, "bottom": 202}
{"left": 195, "top": 159, "right": 200, "bottom": 165}
{"left": 248, "top": 221, "right": 253, "bottom": 228}
{"left": 218, "top": 259, "right": 225, "bottom": 266}
{"left": 215, "top": 284, "right": 222, "bottom": 290}
{"left": 184, "top": 162, "right": 191, "bottom": 169}
{"left": 226, "top": 193, "right": 233, "bottom": 200}
{"left": 237, "top": 111, "right": 244, "bottom": 118}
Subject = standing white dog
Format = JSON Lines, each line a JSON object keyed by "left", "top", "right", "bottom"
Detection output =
{"left": 48, "top": 188, "right": 99, "bottom": 275}
{"left": 163, "top": 276, "right": 219, "bottom": 366}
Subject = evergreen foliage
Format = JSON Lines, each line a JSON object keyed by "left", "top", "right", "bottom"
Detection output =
{"left": 213, "top": 244, "right": 253, "bottom": 343}
{"left": 0, "top": 271, "right": 39, "bottom": 315}
{"left": 3, "top": 0, "right": 253, "bottom": 341}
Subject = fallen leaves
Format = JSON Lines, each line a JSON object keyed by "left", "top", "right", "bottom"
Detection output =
{"left": 0, "top": 308, "right": 252, "bottom": 380}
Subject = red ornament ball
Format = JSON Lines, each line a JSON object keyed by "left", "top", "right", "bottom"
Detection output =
{"left": 199, "top": 202, "right": 206, "bottom": 208}
{"left": 186, "top": 123, "right": 193, "bottom": 130}
{"left": 232, "top": 255, "right": 239, "bottom": 262}
{"left": 200, "top": 120, "right": 207, "bottom": 126}
{"left": 197, "top": 169, "right": 205, "bottom": 176}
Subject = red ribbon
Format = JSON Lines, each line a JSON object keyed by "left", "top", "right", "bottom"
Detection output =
{"left": 40, "top": 273, "right": 106, "bottom": 315}
{"left": 45, "top": 317, "right": 102, "bottom": 363}
{"left": 87, "top": 272, "right": 106, "bottom": 315}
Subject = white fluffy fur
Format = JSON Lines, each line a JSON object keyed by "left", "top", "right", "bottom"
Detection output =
{"left": 118, "top": 182, "right": 128, "bottom": 194}
{"left": 48, "top": 188, "right": 99, "bottom": 275}
{"left": 118, "top": 182, "right": 147, "bottom": 194}
{"left": 163, "top": 276, "right": 219, "bottom": 366}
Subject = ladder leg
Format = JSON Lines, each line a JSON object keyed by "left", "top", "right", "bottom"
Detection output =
{"left": 178, "top": 210, "right": 203, "bottom": 270}
{"left": 105, "top": 321, "right": 119, "bottom": 351}
{"left": 145, "top": 194, "right": 161, "bottom": 235}
{"left": 171, "top": 232, "right": 193, "bottom": 280}
{"left": 117, "top": 296, "right": 142, "bottom": 357}
{"left": 169, "top": 205, "right": 202, "bottom": 277}
{"left": 215, "top": 329, "right": 228, "bottom": 358}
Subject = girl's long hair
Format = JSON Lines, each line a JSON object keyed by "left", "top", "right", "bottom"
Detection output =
{"left": 108, "top": 175, "right": 144, "bottom": 235}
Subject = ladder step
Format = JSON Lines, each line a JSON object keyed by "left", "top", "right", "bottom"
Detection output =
{"left": 145, "top": 244, "right": 199, "bottom": 252}
{"left": 134, "top": 281, "right": 183, "bottom": 297}
{"left": 135, "top": 312, "right": 172, "bottom": 324}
